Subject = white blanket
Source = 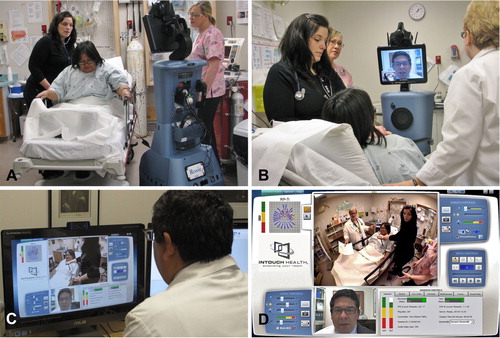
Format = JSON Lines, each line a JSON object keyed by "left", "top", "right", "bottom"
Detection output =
{"left": 252, "top": 120, "right": 380, "bottom": 186}
{"left": 49, "top": 260, "right": 80, "bottom": 288}
{"left": 21, "top": 97, "right": 126, "bottom": 161}
{"left": 26, "top": 97, "right": 123, "bottom": 144}
{"left": 332, "top": 244, "right": 387, "bottom": 286}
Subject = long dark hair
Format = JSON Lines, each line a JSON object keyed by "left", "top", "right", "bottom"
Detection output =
{"left": 71, "top": 41, "right": 105, "bottom": 69}
{"left": 400, "top": 205, "right": 417, "bottom": 229}
{"left": 322, "top": 88, "right": 386, "bottom": 148}
{"left": 279, "top": 13, "right": 334, "bottom": 81}
{"left": 48, "top": 11, "right": 77, "bottom": 52}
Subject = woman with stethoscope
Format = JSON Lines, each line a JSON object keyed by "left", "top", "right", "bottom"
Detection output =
{"left": 263, "top": 13, "right": 346, "bottom": 122}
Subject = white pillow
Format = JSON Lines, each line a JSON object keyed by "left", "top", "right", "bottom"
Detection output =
{"left": 252, "top": 119, "right": 379, "bottom": 186}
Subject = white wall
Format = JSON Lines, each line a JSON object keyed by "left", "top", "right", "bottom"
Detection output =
{"left": 253, "top": 0, "right": 469, "bottom": 105}
{"left": 326, "top": 1, "right": 469, "bottom": 105}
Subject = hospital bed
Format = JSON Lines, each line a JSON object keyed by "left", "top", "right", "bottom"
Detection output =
{"left": 252, "top": 120, "right": 380, "bottom": 186}
{"left": 331, "top": 230, "right": 398, "bottom": 286}
{"left": 12, "top": 58, "right": 137, "bottom": 184}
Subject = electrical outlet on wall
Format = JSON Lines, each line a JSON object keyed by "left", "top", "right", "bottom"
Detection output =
{"left": 227, "top": 16, "right": 233, "bottom": 25}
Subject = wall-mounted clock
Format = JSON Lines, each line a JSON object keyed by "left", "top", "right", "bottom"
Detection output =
{"left": 409, "top": 3, "right": 426, "bottom": 21}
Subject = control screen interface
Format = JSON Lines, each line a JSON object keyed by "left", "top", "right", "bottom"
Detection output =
{"left": 11, "top": 234, "right": 136, "bottom": 317}
{"left": 380, "top": 290, "right": 482, "bottom": 336}
{"left": 251, "top": 191, "right": 499, "bottom": 337}
{"left": 440, "top": 197, "right": 489, "bottom": 243}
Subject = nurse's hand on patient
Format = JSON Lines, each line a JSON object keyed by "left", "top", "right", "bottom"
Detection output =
{"left": 383, "top": 180, "right": 413, "bottom": 186}
{"left": 375, "top": 125, "right": 392, "bottom": 136}
{"left": 377, "top": 234, "right": 389, "bottom": 240}
{"left": 398, "top": 272, "right": 411, "bottom": 280}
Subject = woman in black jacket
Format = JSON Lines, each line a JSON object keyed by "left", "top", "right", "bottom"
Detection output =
{"left": 263, "top": 13, "right": 345, "bottom": 122}
{"left": 71, "top": 237, "right": 101, "bottom": 285}
{"left": 24, "top": 11, "right": 77, "bottom": 108}
{"left": 378, "top": 205, "right": 418, "bottom": 276}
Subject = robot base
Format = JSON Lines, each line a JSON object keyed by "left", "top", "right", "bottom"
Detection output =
{"left": 381, "top": 90, "right": 435, "bottom": 155}
{"left": 139, "top": 144, "right": 224, "bottom": 186}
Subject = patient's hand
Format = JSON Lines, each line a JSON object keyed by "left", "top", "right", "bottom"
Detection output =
{"left": 344, "top": 238, "right": 350, "bottom": 245}
{"left": 117, "top": 84, "right": 131, "bottom": 100}
{"left": 36, "top": 89, "right": 58, "bottom": 102}
{"left": 377, "top": 234, "right": 389, "bottom": 240}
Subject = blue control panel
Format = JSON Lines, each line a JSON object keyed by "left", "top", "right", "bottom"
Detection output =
{"left": 264, "top": 290, "right": 312, "bottom": 335}
{"left": 25, "top": 290, "right": 49, "bottom": 316}
{"left": 108, "top": 237, "right": 130, "bottom": 261}
{"left": 440, "top": 197, "right": 489, "bottom": 243}
{"left": 448, "top": 250, "right": 486, "bottom": 287}
{"left": 111, "top": 262, "right": 129, "bottom": 281}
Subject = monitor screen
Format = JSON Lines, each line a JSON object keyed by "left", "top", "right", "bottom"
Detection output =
{"left": 377, "top": 44, "right": 427, "bottom": 85}
{"left": 1, "top": 224, "right": 145, "bottom": 336}
{"left": 147, "top": 225, "right": 248, "bottom": 297}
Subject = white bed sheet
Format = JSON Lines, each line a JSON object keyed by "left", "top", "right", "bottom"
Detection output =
{"left": 21, "top": 97, "right": 126, "bottom": 161}
{"left": 332, "top": 244, "right": 392, "bottom": 286}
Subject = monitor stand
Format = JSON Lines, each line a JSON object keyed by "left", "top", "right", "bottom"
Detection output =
{"left": 57, "top": 325, "right": 102, "bottom": 337}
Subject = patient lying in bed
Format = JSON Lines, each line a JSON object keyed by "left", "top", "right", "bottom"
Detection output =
{"left": 332, "top": 223, "right": 396, "bottom": 286}
{"left": 322, "top": 88, "right": 426, "bottom": 184}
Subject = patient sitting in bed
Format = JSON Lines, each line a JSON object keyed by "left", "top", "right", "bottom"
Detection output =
{"left": 36, "top": 40, "right": 131, "bottom": 104}
{"left": 322, "top": 88, "right": 426, "bottom": 184}
{"left": 332, "top": 222, "right": 397, "bottom": 286}
{"left": 363, "top": 222, "right": 394, "bottom": 263}
{"left": 50, "top": 249, "right": 80, "bottom": 288}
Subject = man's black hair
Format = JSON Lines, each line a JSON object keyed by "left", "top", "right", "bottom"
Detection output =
{"left": 152, "top": 190, "right": 234, "bottom": 264}
{"left": 330, "top": 289, "right": 360, "bottom": 312}
{"left": 391, "top": 51, "right": 411, "bottom": 65}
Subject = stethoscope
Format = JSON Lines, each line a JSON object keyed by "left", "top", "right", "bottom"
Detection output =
{"left": 294, "top": 72, "right": 306, "bottom": 101}
{"left": 294, "top": 71, "right": 333, "bottom": 101}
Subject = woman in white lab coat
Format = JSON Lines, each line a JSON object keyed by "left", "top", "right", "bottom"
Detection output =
{"left": 389, "top": 0, "right": 499, "bottom": 186}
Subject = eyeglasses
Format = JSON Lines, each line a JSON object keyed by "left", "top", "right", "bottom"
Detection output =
{"left": 332, "top": 307, "right": 358, "bottom": 315}
{"left": 460, "top": 31, "right": 467, "bottom": 39}
{"left": 145, "top": 229, "right": 160, "bottom": 242}
{"left": 78, "top": 60, "right": 94, "bottom": 66}
{"left": 329, "top": 40, "right": 344, "bottom": 47}
{"left": 189, "top": 13, "right": 204, "bottom": 18}
{"left": 393, "top": 62, "right": 410, "bottom": 67}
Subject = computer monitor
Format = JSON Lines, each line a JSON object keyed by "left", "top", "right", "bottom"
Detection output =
{"left": 377, "top": 44, "right": 427, "bottom": 87}
{"left": 1, "top": 224, "right": 145, "bottom": 336}
{"left": 146, "top": 222, "right": 248, "bottom": 297}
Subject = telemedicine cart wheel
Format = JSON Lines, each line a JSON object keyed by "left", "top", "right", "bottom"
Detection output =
{"left": 391, "top": 107, "right": 413, "bottom": 130}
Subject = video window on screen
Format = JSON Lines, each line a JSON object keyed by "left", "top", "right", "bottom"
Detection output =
{"left": 313, "top": 192, "right": 438, "bottom": 287}
{"left": 379, "top": 48, "right": 425, "bottom": 82}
